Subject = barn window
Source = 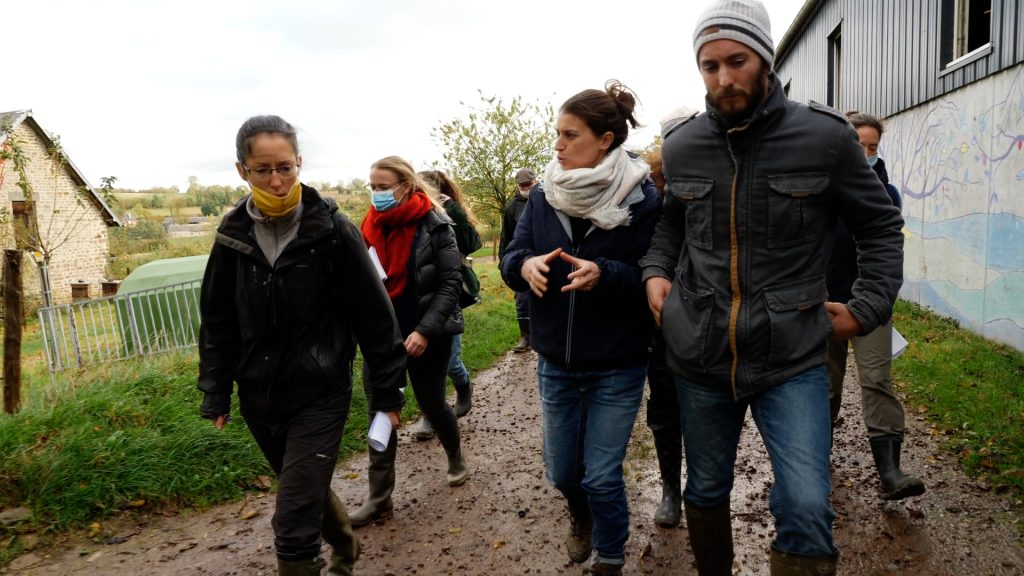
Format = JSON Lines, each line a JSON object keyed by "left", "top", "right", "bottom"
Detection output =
{"left": 827, "top": 24, "right": 842, "bottom": 109}
{"left": 941, "top": 0, "right": 992, "bottom": 68}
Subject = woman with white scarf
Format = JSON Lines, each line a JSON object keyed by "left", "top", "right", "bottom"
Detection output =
{"left": 500, "top": 81, "right": 662, "bottom": 576}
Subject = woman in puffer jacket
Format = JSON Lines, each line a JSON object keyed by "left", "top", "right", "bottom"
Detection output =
{"left": 350, "top": 156, "right": 469, "bottom": 527}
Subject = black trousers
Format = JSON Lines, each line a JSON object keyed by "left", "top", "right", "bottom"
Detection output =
{"left": 365, "top": 334, "right": 460, "bottom": 454}
{"left": 646, "top": 330, "right": 679, "bottom": 435}
{"left": 242, "top": 392, "right": 350, "bottom": 560}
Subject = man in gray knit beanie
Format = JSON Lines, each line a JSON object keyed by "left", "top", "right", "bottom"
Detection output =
{"left": 693, "top": 0, "right": 774, "bottom": 69}
{"left": 642, "top": 0, "right": 906, "bottom": 575}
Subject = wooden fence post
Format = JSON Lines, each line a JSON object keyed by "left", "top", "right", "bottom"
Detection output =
{"left": 3, "top": 249, "right": 24, "bottom": 413}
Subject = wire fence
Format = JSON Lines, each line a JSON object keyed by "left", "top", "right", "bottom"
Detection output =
{"left": 36, "top": 279, "right": 202, "bottom": 371}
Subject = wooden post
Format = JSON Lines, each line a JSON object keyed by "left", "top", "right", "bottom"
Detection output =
{"left": 3, "top": 250, "right": 24, "bottom": 413}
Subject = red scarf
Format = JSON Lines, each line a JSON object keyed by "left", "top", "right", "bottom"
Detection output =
{"left": 361, "top": 190, "right": 433, "bottom": 299}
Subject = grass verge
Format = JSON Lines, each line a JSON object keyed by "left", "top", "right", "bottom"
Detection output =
{"left": 0, "top": 260, "right": 516, "bottom": 560}
{"left": 893, "top": 299, "right": 1024, "bottom": 497}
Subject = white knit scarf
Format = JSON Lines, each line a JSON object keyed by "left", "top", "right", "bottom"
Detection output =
{"left": 543, "top": 147, "right": 650, "bottom": 230}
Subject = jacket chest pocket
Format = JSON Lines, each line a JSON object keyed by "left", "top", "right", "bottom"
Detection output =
{"left": 669, "top": 178, "right": 714, "bottom": 251}
{"left": 766, "top": 173, "right": 829, "bottom": 249}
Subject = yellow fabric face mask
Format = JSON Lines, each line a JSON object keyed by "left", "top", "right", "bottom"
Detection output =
{"left": 251, "top": 181, "right": 302, "bottom": 217}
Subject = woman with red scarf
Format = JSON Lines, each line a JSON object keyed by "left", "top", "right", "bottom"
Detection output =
{"left": 350, "top": 156, "right": 469, "bottom": 527}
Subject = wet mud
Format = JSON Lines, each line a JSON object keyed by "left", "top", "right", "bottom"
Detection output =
{"left": 6, "top": 351, "right": 1023, "bottom": 575}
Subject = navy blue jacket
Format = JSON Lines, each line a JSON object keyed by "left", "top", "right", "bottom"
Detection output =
{"left": 500, "top": 180, "right": 662, "bottom": 370}
{"left": 827, "top": 158, "right": 903, "bottom": 304}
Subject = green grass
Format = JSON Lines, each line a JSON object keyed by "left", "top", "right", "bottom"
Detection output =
{"left": 892, "top": 299, "right": 1024, "bottom": 495}
{"left": 0, "top": 260, "right": 517, "bottom": 544}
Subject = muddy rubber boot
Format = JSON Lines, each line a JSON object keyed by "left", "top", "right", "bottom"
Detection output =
{"left": 412, "top": 415, "right": 435, "bottom": 441}
{"left": 454, "top": 381, "right": 473, "bottom": 418}
{"left": 770, "top": 547, "right": 837, "bottom": 575}
{"left": 350, "top": 437, "right": 396, "bottom": 527}
{"left": 446, "top": 446, "right": 469, "bottom": 486}
{"left": 869, "top": 435, "right": 926, "bottom": 501}
{"left": 276, "top": 556, "right": 326, "bottom": 576}
{"left": 512, "top": 319, "right": 531, "bottom": 352}
{"left": 684, "top": 502, "right": 733, "bottom": 575}
{"left": 321, "top": 490, "right": 360, "bottom": 576}
{"left": 564, "top": 495, "right": 593, "bottom": 563}
{"left": 652, "top": 427, "right": 683, "bottom": 528}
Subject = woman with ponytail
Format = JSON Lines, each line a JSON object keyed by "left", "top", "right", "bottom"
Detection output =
{"left": 500, "top": 81, "right": 662, "bottom": 575}
{"left": 350, "top": 156, "right": 469, "bottom": 527}
{"left": 198, "top": 115, "right": 408, "bottom": 575}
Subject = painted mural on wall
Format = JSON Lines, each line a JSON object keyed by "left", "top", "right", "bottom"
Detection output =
{"left": 883, "top": 64, "right": 1024, "bottom": 352}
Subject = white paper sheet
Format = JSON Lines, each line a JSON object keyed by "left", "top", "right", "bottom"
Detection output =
{"left": 892, "top": 327, "right": 909, "bottom": 359}
{"left": 368, "top": 411, "right": 393, "bottom": 452}
{"left": 368, "top": 246, "right": 387, "bottom": 281}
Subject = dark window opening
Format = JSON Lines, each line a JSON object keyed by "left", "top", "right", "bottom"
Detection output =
{"left": 827, "top": 25, "right": 842, "bottom": 108}
{"left": 941, "top": 0, "right": 992, "bottom": 67}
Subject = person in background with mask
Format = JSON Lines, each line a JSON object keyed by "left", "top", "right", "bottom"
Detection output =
{"left": 198, "top": 115, "right": 407, "bottom": 576}
{"left": 350, "top": 156, "right": 469, "bottom": 528}
{"left": 641, "top": 145, "right": 684, "bottom": 529}
{"left": 828, "top": 111, "right": 924, "bottom": 501}
{"left": 641, "top": 1, "right": 904, "bottom": 573}
{"left": 500, "top": 168, "right": 539, "bottom": 352}
{"left": 410, "top": 170, "right": 483, "bottom": 441}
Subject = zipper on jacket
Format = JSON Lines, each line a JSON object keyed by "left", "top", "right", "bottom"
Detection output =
{"left": 725, "top": 125, "right": 751, "bottom": 400}
{"left": 563, "top": 224, "right": 595, "bottom": 368}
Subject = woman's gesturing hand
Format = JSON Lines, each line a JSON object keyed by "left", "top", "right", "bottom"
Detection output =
{"left": 559, "top": 252, "right": 600, "bottom": 292}
{"left": 521, "top": 248, "right": 564, "bottom": 297}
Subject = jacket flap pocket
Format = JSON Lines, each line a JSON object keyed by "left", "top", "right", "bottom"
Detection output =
{"left": 764, "top": 278, "right": 828, "bottom": 312}
{"left": 668, "top": 178, "right": 714, "bottom": 200}
{"left": 768, "top": 173, "right": 830, "bottom": 198}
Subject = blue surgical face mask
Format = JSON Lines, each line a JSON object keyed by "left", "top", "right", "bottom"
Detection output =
{"left": 867, "top": 154, "right": 879, "bottom": 167}
{"left": 371, "top": 190, "right": 399, "bottom": 211}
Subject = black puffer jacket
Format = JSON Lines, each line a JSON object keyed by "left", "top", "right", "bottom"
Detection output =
{"left": 389, "top": 209, "right": 464, "bottom": 340}
{"left": 641, "top": 74, "right": 904, "bottom": 400}
{"left": 198, "top": 186, "right": 407, "bottom": 421}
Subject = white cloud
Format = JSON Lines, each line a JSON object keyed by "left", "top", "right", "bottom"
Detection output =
{"left": 3, "top": 0, "right": 806, "bottom": 190}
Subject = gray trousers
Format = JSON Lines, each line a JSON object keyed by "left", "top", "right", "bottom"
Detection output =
{"left": 827, "top": 319, "right": 906, "bottom": 438}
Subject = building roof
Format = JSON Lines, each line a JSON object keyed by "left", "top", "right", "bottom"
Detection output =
{"left": 775, "top": 0, "right": 824, "bottom": 69}
{"left": 1, "top": 109, "right": 121, "bottom": 226}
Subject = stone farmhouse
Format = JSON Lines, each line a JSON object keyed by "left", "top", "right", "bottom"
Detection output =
{"left": 1, "top": 109, "right": 121, "bottom": 306}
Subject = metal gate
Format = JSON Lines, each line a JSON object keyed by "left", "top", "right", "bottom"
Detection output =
{"left": 37, "top": 279, "right": 202, "bottom": 371}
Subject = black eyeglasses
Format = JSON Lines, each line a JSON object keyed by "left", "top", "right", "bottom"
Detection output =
{"left": 242, "top": 164, "right": 300, "bottom": 179}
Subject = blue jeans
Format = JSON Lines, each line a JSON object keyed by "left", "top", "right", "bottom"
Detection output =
{"left": 537, "top": 356, "right": 646, "bottom": 560}
{"left": 447, "top": 333, "right": 470, "bottom": 388}
{"left": 676, "top": 367, "right": 837, "bottom": 557}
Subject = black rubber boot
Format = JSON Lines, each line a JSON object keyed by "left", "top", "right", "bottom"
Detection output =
{"left": 869, "top": 434, "right": 926, "bottom": 500}
{"left": 412, "top": 415, "right": 435, "bottom": 441}
{"left": 652, "top": 427, "right": 683, "bottom": 528}
{"left": 446, "top": 446, "right": 469, "bottom": 486}
{"left": 350, "top": 433, "right": 396, "bottom": 527}
{"left": 564, "top": 493, "right": 593, "bottom": 564}
{"left": 321, "top": 490, "right": 360, "bottom": 576}
{"left": 512, "top": 319, "right": 531, "bottom": 352}
{"left": 770, "top": 547, "right": 837, "bottom": 575}
{"left": 454, "top": 381, "right": 473, "bottom": 418}
{"left": 277, "top": 556, "right": 326, "bottom": 576}
{"left": 684, "top": 502, "right": 733, "bottom": 575}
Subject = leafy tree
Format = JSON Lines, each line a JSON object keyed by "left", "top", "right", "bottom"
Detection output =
{"left": 433, "top": 91, "right": 554, "bottom": 223}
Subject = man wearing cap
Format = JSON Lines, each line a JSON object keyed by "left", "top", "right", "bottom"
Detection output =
{"left": 640, "top": 1, "right": 904, "bottom": 574}
{"left": 500, "top": 168, "right": 539, "bottom": 352}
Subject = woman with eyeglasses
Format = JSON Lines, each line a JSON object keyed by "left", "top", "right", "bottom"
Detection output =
{"left": 197, "top": 115, "right": 408, "bottom": 576}
{"left": 350, "top": 156, "right": 469, "bottom": 527}
{"left": 500, "top": 81, "right": 661, "bottom": 575}
{"left": 407, "top": 170, "right": 482, "bottom": 442}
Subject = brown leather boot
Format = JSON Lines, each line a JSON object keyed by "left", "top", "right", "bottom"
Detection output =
{"left": 565, "top": 496, "right": 592, "bottom": 563}
{"left": 770, "top": 547, "right": 837, "bottom": 575}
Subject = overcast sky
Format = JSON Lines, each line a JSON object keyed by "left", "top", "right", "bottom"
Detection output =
{"left": 4, "top": 0, "right": 807, "bottom": 192}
